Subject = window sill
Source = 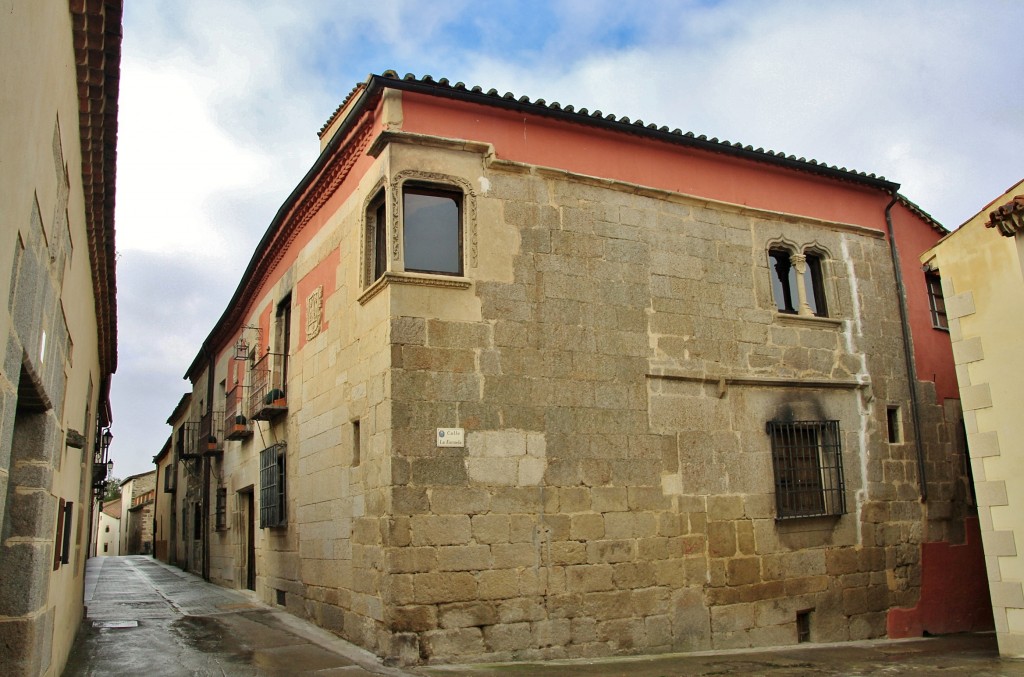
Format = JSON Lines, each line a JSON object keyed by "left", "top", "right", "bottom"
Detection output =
{"left": 358, "top": 271, "right": 472, "bottom": 305}
{"left": 774, "top": 313, "right": 843, "bottom": 330}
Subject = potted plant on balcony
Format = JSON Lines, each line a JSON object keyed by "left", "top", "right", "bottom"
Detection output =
{"left": 266, "top": 388, "right": 286, "bottom": 408}
{"left": 206, "top": 434, "right": 219, "bottom": 453}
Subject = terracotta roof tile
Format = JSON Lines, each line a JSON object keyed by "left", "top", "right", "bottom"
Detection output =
{"left": 985, "top": 195, "right": 1024, "bottom": 236}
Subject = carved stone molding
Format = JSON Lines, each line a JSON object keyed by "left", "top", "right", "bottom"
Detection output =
{"left": 391, "top": 170, "right": 478, "bottom": 268}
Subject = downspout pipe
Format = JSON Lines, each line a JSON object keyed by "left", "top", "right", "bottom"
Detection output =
{"left": 884, "top": 193, "right": 928, "bottom": 501}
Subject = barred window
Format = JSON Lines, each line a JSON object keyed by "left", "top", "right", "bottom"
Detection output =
{"left": 215, "top": 487, "right": 227, "bottom": 531}
{"left": 260, "top": 444, "right": 286, "bottom": 528}
{"left": 766, "top": 420, "right": 846, "bottom": 519}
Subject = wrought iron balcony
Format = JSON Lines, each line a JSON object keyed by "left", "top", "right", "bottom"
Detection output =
{"left": 200, "top": 410, "right": 225, "bottom": 456}
{"left": 224, "top": 383, "right": 252, "bottom": 440}
{"left": 181, "top": 421, "right": 202, "bottom": 458}
{"left": 249, "top": 352, "right": 288, "bottom": 421}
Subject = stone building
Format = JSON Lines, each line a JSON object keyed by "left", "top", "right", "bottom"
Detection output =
{"left": 0, "top": 1, "right": 121, "bottom": 674}
{"left": 97, "top": 498, "right": 120, "bottom": 556}
{"left": 119, "top": 471, "right": 156, "bottom": 555}
{"left": 921, "top": 178, "right": 1024, "bottom": 656}
{"left": 161, "top": 72, "right": 988, "bottom": 665}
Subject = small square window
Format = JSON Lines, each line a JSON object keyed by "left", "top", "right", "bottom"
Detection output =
{"left": 767, "top": 420, "right": 846, "bottom": 519}
{"left": 403, "top": 186, "right": 462, "bottom": 276}
{"left": 926, "top": 272, "right": 948, "bottom": 330}
{"left": 886, "top": 406, "right": 902, "bottom": 444}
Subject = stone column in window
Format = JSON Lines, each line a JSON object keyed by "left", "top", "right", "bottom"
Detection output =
{"left": 773, "top": 253, "right": 795, "bottom": 313}
{"left": 790, "top": 253, "right": 814, "bottom": 316}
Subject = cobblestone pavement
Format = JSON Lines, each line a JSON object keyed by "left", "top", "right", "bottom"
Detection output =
{"left": 66, "top": 556, "right": 1024, "bottom": 676}
{"left": 64, "top": 556, "right": 410, "bottom": 676}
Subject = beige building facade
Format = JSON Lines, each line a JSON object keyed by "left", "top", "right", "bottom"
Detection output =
{"left": 119, "top": 471, "right": 156, "bottom": 555}
{"left": 97, "top": 499, "right": 120, "bottom": 556}
{"left": 161, "top": 73, "right": 985, "bottom": 665}
{"left": 0, "top": 1, "right": 121, "bottom": 674}
{"left": 922, "top": 178, "right": 1024, "bottom": 656}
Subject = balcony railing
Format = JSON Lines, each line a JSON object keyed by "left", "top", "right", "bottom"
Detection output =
{"left": 249, "top": 352, "right": 288, "bottom": 421}
{"left": 224, "top": 383, "right": 252, "bottom": 440}
{"left": 200, "top": 410, "right": 225, "bottom": 455}
{"left": 181, "top": 421, "right": 202, "bottom": 458}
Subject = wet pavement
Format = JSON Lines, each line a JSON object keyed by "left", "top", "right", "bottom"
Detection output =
{"left": 64, "top": 555, "right": 409, "bottom": 676}
{"left": 65, "top": 556, "right": 1024, "bottom": 676}
{"left": 419, "top": 633, "right": 1024, "bottom": 676}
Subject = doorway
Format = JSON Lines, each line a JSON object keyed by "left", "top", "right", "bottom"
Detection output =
{"left": 240, "top": 487, "right": 255, "bottom": 590}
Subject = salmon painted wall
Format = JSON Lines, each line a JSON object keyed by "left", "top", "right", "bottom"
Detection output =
{"left": 296, "top": 246, "right": 339, "bottom": 351}
{"left": 400, "top": 92, "right": 889, "bottom": 229}
{"left": 891, "top": 203, "right": 958, "bottom": 402}
{"left": 401, "top": 91, "right": 954, "bottom": 398}
{"left": 209, "top": 103, "right": 385, "bottom": 364}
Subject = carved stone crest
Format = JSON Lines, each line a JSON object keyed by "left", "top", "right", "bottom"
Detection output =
{"left": 306, "top": 285, "right": 323, "bottom": 341}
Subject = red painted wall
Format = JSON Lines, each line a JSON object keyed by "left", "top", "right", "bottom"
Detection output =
{"left": 891, "top": 203, "right": 958, "bottom": 402}
{"left": 888, "top": 517, "right": 994, "bottom": 636}
{"left": 401, "top": 92, "right": 889, "bottom": 230}
{"left": 296, "top": 246, "right": 339, "bottom": 351}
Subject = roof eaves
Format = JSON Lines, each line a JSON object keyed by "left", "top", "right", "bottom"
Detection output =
{"left": 896, "top": 193, "right": 947, "bottom": 235}
{"left": 187, "top": 77, "right": 382, "bottom": 373}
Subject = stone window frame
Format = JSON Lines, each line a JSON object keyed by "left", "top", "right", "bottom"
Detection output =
{"left": 767, "top": 240, "right": 831, "bottom": 318}
{"left": 361, "top": 177, "right": 389, "bottom": 289}
{"left": 765, "top": 239, "right": 842, "bottom": 328}
{"left": 766, "top": 419, "right": 847, "bottom": 520}
{"left": 358, "top": 170, "right": 476, "bottom": 304}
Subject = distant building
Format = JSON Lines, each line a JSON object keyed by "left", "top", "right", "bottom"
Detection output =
{"left": 153, "top": 436, "right": 175, "bottom": 563}
{"left": 98, "top": 499, "right": 121, "bottom": 556}
{"left": 921, "top": 178, "right": 1024, "bottom": 657}
{"left": 0, "top": 1, "right": 120, "bottom": 675}
{"left": 160, "top": 72, "right": 988, "bottom": 665}
{"left": 120, "top": 471, "right": 156, "bottom": 555}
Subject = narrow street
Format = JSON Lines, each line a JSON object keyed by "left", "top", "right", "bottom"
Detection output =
{"left": 64, "top": 556, "right": 410, "bottom": 676}
{"left": 65, "top": 556, "right": 1024, "bottom": 677}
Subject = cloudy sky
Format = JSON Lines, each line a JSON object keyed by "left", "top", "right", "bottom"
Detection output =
{"left": 109, "top": 0, "right": 1024, "bottom": 478}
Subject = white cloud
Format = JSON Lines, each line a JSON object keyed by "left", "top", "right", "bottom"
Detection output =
{"left": 108, "top": 0, "right": 1024, "bottom": 476}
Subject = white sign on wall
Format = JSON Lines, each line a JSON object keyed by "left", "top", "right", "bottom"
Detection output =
{"left": 436, "top": 428, "right": 465, "bottom": 447}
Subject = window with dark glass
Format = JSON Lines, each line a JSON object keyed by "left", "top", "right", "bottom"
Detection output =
{"left": 926, "top": 272, "right": 948, "bottom": 329}
{"left": 769, "top": 249, "right": 828, "bottom": 317}
{"left": 403, "top": 186, "right": 462, "bottom": 275}
{"left": 260, "top": 444, "right": 287, "bottom": 528}
{"left": 767, "top": 420, "right": 845, "bottom": 519}
{"left": 366, "top": 191, "right": 387, "bottom": 284}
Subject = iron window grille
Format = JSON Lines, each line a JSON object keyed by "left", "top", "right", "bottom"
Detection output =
{"left": 215, "top": 487, "right": 227, "bottom": 531}
{"left": 767, "top": 420, "right": 846, "bottom": 519}
{"left": 259, "top": 443, "right": 287, "bottom": 528}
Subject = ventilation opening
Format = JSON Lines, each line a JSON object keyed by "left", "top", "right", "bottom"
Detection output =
{"left": 796, "top": 609, "right": 812, "bottom": 643}
{"left": 276, "top": 589, "right": 286, "bottom": 606}
{"left": 352, "top": 419, "right": 361, "bottom": 467}
{"left": 887, "top": 406, "right": 901, "bottom": 444}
